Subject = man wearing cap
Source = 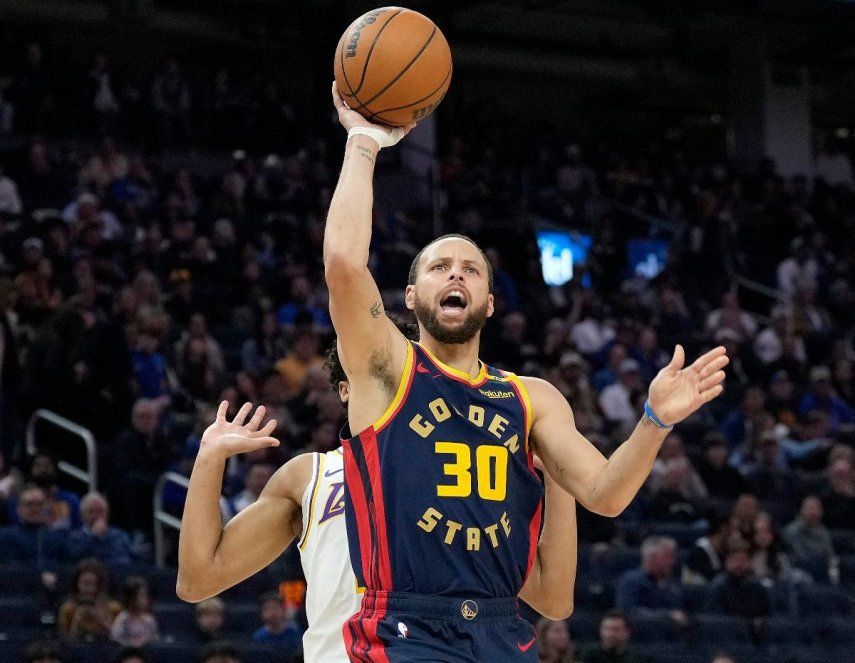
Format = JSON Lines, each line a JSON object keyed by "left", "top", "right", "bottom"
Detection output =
{"left": 799, "top": 366, "right": 855, "bottom": 431}
{"left": 61, "top": 192, "right": 122, "bottom": 240}
{"left": 599, "top": 358, "right": 643, "bottom": 427}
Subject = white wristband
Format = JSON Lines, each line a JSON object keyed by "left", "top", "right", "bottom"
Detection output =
{"left": 347, "top": 125, "right": 405, "bottom": 150}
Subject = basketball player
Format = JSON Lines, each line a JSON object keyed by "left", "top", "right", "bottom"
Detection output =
{"left": 324, "top": 82, "right": 728, "bottom": 661}
{"left": 177, "top": 319, "right": 578, "bottom": 662}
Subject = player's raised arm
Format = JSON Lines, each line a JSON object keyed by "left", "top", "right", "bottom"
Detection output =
{"left": 525, "top": 345, "right": 728, "bottom": 517}
{"left": 323, "top": 83, "right": 414, "bottom": 386}
{"left": 518, "top": 460, "right": 577, "bottom": 621}
{"left": 177, "top": 402, "right": 310, "bottom": 602}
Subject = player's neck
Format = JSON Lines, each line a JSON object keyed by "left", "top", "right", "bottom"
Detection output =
{"left": 419, "top": 334, "right": 482, "bottom": 377}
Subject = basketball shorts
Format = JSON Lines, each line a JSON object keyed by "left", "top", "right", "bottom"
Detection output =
{"left": 343, "top": 590, "right": 539, "bottom": 662}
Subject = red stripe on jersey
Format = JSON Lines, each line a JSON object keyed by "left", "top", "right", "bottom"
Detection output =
{"left": 359, "top": 428, "right": 394, "bottom": 590}
{"left": 343, "top": 439, "right": 375, "bottom": 588}
{"left": 525, "top": 500, "right": 543, "bottom": 581}
{"left": 365, "top": 592, "right": 390, "bottom": 662}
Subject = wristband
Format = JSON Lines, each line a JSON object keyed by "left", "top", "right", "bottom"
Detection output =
{"left": 347, "top": 125, "right": 405, "bottom": 150}
{"left": 644, "top": 401, "right": 673, "bottom": 429}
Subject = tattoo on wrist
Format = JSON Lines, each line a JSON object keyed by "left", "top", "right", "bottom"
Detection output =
{"left": 370, "top": 301, "right": 382, "bottom": 318}
{"left": 356, "top": 144, "right": 376, "bottom": 164}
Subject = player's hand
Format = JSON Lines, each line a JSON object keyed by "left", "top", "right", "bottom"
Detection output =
{"left": 332, "top": 81, "right": 416, "bottom": 136}
{"left": 647, "top": 345, "right": 729, "bottom": 426}
{"left": 200, "top": 401, "right": 279, "bottom": 460}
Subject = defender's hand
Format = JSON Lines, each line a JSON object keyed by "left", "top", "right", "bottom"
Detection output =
{"left": 200, "top": 401, "right": 279, "bottom": 460}
{"left": 647, "top": 345, "right": 728, "bottom": 426}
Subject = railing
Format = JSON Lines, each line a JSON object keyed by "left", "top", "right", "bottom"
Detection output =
{"left": 25, "top": 409, "right": 97, "bottom": 493}
{"left": 153, "top": 471, "right": 231, "bottom": 568}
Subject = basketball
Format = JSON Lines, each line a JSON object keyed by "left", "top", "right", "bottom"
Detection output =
{"left": 334, "top": 7, "right": 452, "bottom": 127}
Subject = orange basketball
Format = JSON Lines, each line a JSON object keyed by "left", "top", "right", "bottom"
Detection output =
{"left": 334, "top": 7, "right": 452, "bottom": 127}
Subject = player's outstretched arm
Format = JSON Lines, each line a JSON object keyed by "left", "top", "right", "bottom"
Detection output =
{"left": 518, "top": 459, "right": 577, "bottom": 621}
{"left": 525, "top": 345, "right": 728, "bottom": 517}
{"left": 176, "top": 402, "right": 311, "bottom": 603}
{"left": 324, "top": 83, "right": 414, "bottom": 385}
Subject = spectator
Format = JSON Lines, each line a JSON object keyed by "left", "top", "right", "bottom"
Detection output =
{"left": 23, "top": 640, "right": 65, "bottom": 663}
{"left": 783, "top": 496, "right": 836, "bottom": 577}
{"left": 129, "top": 310, "right": 170, "bottom": 400}
{"left": 705, "top": 292, "right": 757, "bottom": 344}
{"left": 151, "top": 57, "right": 191, "bottom": 147}
{"left": 0, "top": 448, "right": 21, "bottom": 521}
{"left": 730, "top": 494, "right": 761, "bottom": 543}
{"left": 193, "top": 597, "right": 226, "bottom": 644}
{"left": 695, "top": 433, "right": 747, "bottom": 500}
{"left": 200, "top": 642, "right": 242, "bottom": 663}
{"left": 570, "top": 297, "right": 615, "bottom": 358}
{"left": 173, "top": 313, "right": 225, "bottom": 401}
{"left": 251, "top": 591, "right": 301, "bottom": 648}
{"left": 647, "top": 458, "right": 707, "bottom": 523}
{"left": 0, "top": 165, "right": 22, "bottom": 217}
{"left": 80, "top": 136, "right": 128, "bottom": 191}
{"left": 535, "top": 617, "right": 576, "bottom": 663}
{"left": 67, "top": 492, "right": 132, "bottom": 567}
{"left": 821, "top": 457, "right": 855, "bottom": 529}
{"left": 754, "top": 308, "right": 804, "bottom": 366}
{"left": 58, "top": 558, "right": 122, "bottom": 641}
{"left": 110, "top": 399, "right": 173, "bottom": 535}
{"left": 798, "top": 366, "right": 855, "bottom": 431}
{"left": 684, "top": 516, "right": 732, "bottom": 584}
{"left": 275, "top": 330, "right": 324, "bottom": 397}
{"left": 0, "top": 485, "right": 62, "bottom": 568}
{"left": 241, "top": 311, "right": 285, "bottom": 377}
{"left": 649, "top": 434, "right": 708, "bottom": 500}
{"left": 275, "top": 275, "right": 331, "bottom": 331}
{"left": 582, "top": 610, "right": 643, "bottom": 663}
{"left": 706, "top": 540, "right": 771, "bottom": 618}
{"left": 709, "top": 655, "right": 736, "bottom": 663}
{"left": 110, "top": 576, "right": 159, "bottom": 647}
{"left": 592, "top": 343, "right": 627, "bottom": 392}
{"left": 112, "top": 647, "right": 149, "bottom": 663}
{"left": 18, "top": 453, "right": 80, "bottom": 530}
{"left": 229, "top": 463, "right": 274, "bottom": 516}
{"left": 721, "top": 387, "right": 767, "bottom": 452}
{"left": 599, "top": 359, "right": 643, "bottom": 427}
{"left": 615, "top": 536, "right": 684, "bottom": 618}
{"left": 776, "top": 237, "right": 819, "bottom": 300}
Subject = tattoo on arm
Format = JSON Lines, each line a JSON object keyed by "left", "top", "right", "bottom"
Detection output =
{"left": 356, "top": 145, "right": 376, "bottom": 164}
{"left": 553, "top": 461, "right": 567, "bottom": 483}
{"left": 370, "top": 301, "right": 382, "bottom": 318}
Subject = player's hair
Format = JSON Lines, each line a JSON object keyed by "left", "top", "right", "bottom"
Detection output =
{"left": 324, "top": 312, "right": 419, "bottom": 389}
{"left": 407, "top": 233, "right": 494, "bottom": 293}
{"left": 196, "top": 596, "right": 225, "bottom": 615}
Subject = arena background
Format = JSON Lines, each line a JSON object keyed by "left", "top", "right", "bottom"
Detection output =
{"left": 0, "top": 1, "right": 854, "bottom": 662}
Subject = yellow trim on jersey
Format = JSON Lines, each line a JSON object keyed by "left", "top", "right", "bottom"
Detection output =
{"left": 372, "top": 341, "right": 415, "bottom": 431}
{"left": 355, "top": 577, "right": 366, "bottom": 595}
{"left": 505, "top": 373, "right": 534, "bottom": 439}
{"left": 415, "top": 341, "right": 488, "bottom": 385}
{"left": 299, "top": 453, "right": 325, "bottom": 551}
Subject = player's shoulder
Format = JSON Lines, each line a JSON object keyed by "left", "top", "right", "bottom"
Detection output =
{"left": 261, "top": 453, "right": 315, "bottom": 502}
{"left": 516, "top": 375, "right": 569, "bottom": 416}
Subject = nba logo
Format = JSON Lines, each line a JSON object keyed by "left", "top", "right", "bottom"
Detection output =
{"left": 397, "top": 622, "right": 408, "bottom": 638}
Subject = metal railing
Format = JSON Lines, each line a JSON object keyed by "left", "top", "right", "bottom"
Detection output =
{"left": 153, "top": 470, "right": 231, "bottom": 568}
{"left": 25, "top": 409, "right": 97, "bottom": 493}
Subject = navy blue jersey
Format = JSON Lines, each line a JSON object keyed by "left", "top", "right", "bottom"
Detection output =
{"left": 343, "top": 341, "right": 544, "bottom": 599}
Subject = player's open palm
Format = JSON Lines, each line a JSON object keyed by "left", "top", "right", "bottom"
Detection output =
{"left": 647, "top": 345, "right": 729, "bottom": 426}
{"left": 200, "top": 401, "right": 279, "bottom": 459}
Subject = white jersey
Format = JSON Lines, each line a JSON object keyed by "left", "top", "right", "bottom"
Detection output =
{"left": 298, "top": 448, "right": 363, "bottom": 663}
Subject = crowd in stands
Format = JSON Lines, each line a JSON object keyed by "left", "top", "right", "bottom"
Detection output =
{"left": 0, "top": 38, "right": 853, "bottom": 662}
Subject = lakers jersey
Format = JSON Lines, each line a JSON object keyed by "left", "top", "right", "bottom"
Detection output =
{"left": 343, "top": 341, "right": 544, "bottom": 599}
{"left": 298, "top": 449, "right": 363, "bottom": 662}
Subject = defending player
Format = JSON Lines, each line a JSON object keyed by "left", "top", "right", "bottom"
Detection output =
{"left": 176, "top": 319, "right": 578, "bottom": 662}
{"left": 324, "top": 81, "right": 728, "bottom": 661}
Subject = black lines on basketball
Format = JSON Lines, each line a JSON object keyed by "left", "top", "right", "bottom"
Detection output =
{"left": 349, "top": 25, "right": 438, "bottom": 113}
{"left": 351, "top": 8, "right": 404, "bottom": 96}
{"left": 371, "top": 64, "right": 452, "bottom": 120}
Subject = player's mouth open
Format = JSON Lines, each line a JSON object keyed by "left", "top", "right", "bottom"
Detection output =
{"left": 440, "top": 290, "right": 468, "bottom": 314}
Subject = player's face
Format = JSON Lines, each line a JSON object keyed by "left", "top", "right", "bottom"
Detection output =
{"left": 406, "top": 238, "right": 494, "bottom": 345}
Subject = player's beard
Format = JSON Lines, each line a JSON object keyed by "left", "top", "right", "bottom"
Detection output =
{"left": 413, "top": 292, "right": 488, "bottom": 345}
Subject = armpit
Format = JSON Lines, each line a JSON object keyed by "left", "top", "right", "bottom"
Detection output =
{"left": 368, "top": 346, "right": 397, "bottom": 395}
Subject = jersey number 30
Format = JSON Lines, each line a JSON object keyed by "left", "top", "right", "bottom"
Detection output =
{"left": 435, "top": 442, "right": 508, "bottom": 501}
